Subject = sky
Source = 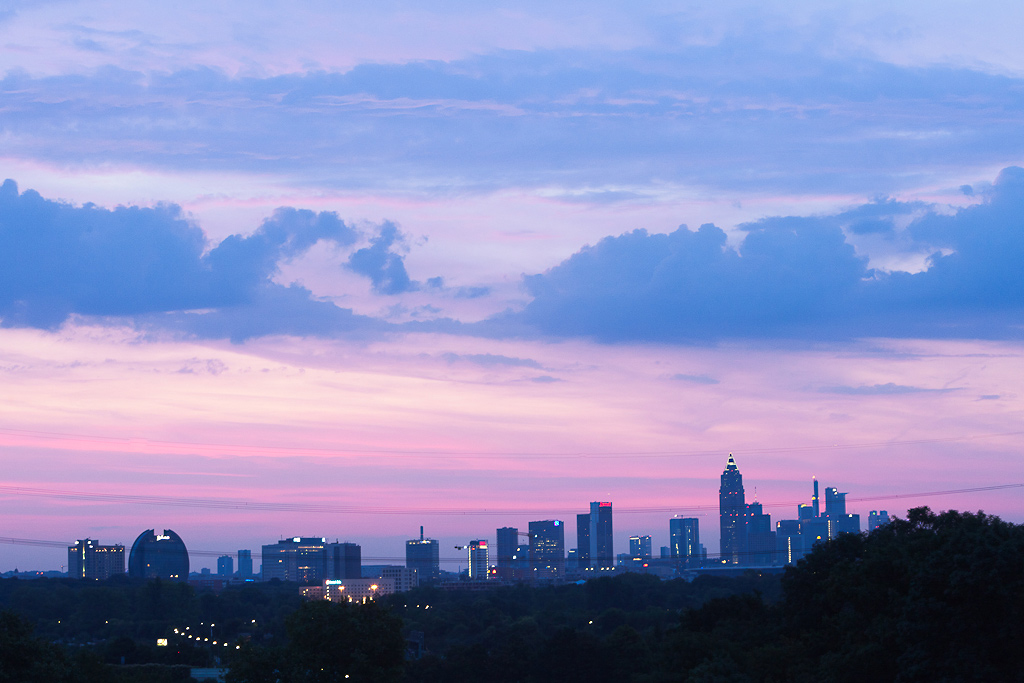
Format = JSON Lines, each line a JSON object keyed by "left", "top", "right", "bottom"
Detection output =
{"left": 1, "top": 0, "right": 1023, "bottom": 572}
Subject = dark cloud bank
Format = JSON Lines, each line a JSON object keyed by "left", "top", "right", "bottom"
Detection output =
{"left": 1, "top": 168, "right": 1023, "bottom": 343}
{"left": 0, "top": 180, "right": 413, "bottom": 340}
{"left": 511, "top": 167, "right": 1024, "bottom": 343}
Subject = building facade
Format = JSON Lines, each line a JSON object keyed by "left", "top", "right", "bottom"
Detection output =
{"left": 529, "top": 520, "right": 565, "bottom": 579}
{"left": 262, "top": 537, "right": 362, "bottom": 584}
{"left": 577, "top": 502, "right": 614, "bottom": 570}
{"left": 128, "top": 529, "right": 189, "bottom": 581}
{"left": 406, "top": 527, "right": 440, "bottom": 583}
{"left": 719, "top": 454, "right": 747, "bottom": 565}
{"left": 669, "top": 517, "right": 702, "bottom": 567}
{"left": 217, "top": 555, "right": 233, "bottom": 577}
{"left": 467, "top": 540, "right": 489, "bottom": 580}
{"left": 68, "top": 539, "right": 125, "bottom": 580}
{"left": 238, "top": 549, "right": 253, "bottom": 579}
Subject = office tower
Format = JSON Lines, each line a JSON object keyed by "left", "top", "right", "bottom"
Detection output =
{"left": 797, "top": 503, "right": 814, "bottom": 521}
{"left": 825, "top": 487, "right": 846, "bottom": 517}
{"left": 328, "top": 542, "right": 362, "bottom": 580}
{"left": 529, "top": 520, "right": 565, "bottom": 579}
{"left": 467, "top": 540, "right": 489, "bottom": 580}
{"left": 775, "top": 520, "right": 802, "bottom": 565}
{"left": 406, "top": 527, "right": 440, "bottom": 583}
{"left": 577, "top": 502, "right": 613, "bottom": 570}
{"left": 629, "top": 534, "right": 652, "bottom": 561}
{"left": 719, "top": 453, "right": 747, "bottom": 565}
{"left": 128, "top": 529, "right": 189, "bottom": 581}
{"left": 262, "top": 537, "right": 328, "bottom": 584}
{"left": 868, "top": 510, "right": 890, "bottom": 531}
{"left": 262, "top": 537, "right": 362, "bottom": 584}
{"left": 811, "top": 478, "right": 820, "bottom": 518}
{"left": 496, "top": 527, "right": 519, "bottom": 580}
{"left": 670, "top": 517, "right": 701, "bottom": 567}
{"left": 68, "top": 539, "right": 125, "bottom": 580}
{"left": 217, "top": 555, "right": 234, "bottom": 577}
{"left": 238, "top": 550, "right": 253, "bottom": 579}
{"left": 745, "top": 501, "right": 776, "bottom": 565}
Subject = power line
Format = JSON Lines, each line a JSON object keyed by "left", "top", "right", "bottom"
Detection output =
{"left": 0, "top": 482, "right": 1021, "bottom": 517}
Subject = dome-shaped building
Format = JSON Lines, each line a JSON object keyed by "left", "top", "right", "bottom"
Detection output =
{"left": 128, "top": 529, "right": 189, "bottom": 581}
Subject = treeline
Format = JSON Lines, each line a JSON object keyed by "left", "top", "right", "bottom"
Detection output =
{"left": 3, "top": 507, "right": 1024, "bottom": 682}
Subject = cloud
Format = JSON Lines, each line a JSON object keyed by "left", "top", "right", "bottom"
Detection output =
{"left": 529, "top": 375, "right": 562, "bottom": 383}
{"left": 671, "top": 373, "right": 719, "bottom": 385}
{"left": 441, "top": 352, "right": 542, "bottom": 369}
{"left": 0, "top": 179, "right": 381, "bottom": 339}
{"left": 346, "top": 222, "right": 417, "bottom": 295}
{"left": 513, "top": 167, "right": 1024, "bottom": 342}
{"left": 5, "top": 39, "right": 1024, "bottom": 198}
{"left": 819, "top": 383, "right": 957, "bottom": 396}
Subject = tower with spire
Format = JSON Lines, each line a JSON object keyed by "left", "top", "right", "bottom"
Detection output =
{"left": 719, "top": 453, "right": 747, "bottom": 565}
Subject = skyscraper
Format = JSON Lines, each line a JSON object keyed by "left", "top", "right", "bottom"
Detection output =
{"left": 467, "top": 540, "right": 489, "bottom": 580}
{"left": 529, "top": 520, "right": 565, "bottom": 579}
{"left": 577, "top": 502, "right": 613, "bottom": 570}
{"left": 128, "top": 529, "right": 189, "bottom": 581}
{"left": 406, "top": 527, "right": 440, "bottom": 583}
{"left": 68, "top": 539, "right": 125, "bottom": 580}
{"left": 217, "top": 555, "right": 234, "bottom": 577}
{"left": 496, "top": 527, "right": 518, "bottom": 580}
{"left": 868, "top": 510, "right": 890, "bottom": 531}
{"left": 670, "top": 517, "right": 701, "bottom": 567}
{"left": 261, "top": 537, "right": 362, "bottom": 584}
{"left": 238, "top": 549, "right": 253, "bottom": 579}
{"left": 628, "top": 535, "right": 652, "bottom": 561}
{"left": 719, "top": 453, "right": 747, "bottom": 565}
{"left": 745, "top": 500, "right": 776, "bottom": 565}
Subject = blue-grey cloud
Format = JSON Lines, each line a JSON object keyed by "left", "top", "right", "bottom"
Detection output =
{"left": 671, "top": 373, "right": 720, "bottom": 385}
{"left": 346, "top": 222, "right": 417, "bottom": 295}
{"left": 510, "top": 167, "right": 1024, "bottom": 342}
{"left": 819, "top": 383, "right": 957, "bottom": 396}
{"left": 5, "top": 39, "right": 1024, "bottom": 197}
{"left": 0, "top": 179, "right": 379, "bottom": 339}
{"left": 441, "top": 352, "right": 542, "bottom": 369}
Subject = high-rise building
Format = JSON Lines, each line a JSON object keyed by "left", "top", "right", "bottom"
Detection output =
{"left": 262, "top": 538, "right": 361, "bottom": 584}
{"left": 128, "top": 529, "right": 189, "bottom": 581}
{"left": 670, "top": 517, "right": 701, "bottom": 567}
{"left": 238, "top": 550, "right": 253, "bottom": 579}
{"left": 68, "top": 539, "right": 125, "bottom": 580}
{"left": 745, "top": 501, "right": 776, "bottom": 565}
{"left": 719, "top": 453, "right": 747, "bottom": 565}
{"left": 868, "top": 510, "right": 890, "bottom": 531}
{"left": 775, "top": 520, "right": 803, "bottom": 565}
{"left": 825, "top": 487, "right": 846, "bottom": 517}
{"left": 529, "top": 520, "right": 565, "bottom": 579}
{"left": 496, "top": 527, "right": 519, "bottom": 580}
{"left": 406, "top": 527, "right": 440, "bottom": 583}
{"left": 217, "top": 555, "right": 234, "bottom": 577}
{"left": 327, "top": 543, "right": 362, "bottom": 580}
{"left": 628, "top": 535, "right": 652, "bottom": 561}
{"left": 577, "top": 502, "right": 613, "bottom": 570}
{"left": 467, "top": 540, "right": 489, "bottom": 580}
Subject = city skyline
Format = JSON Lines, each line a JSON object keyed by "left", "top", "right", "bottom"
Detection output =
{"left": 1, "top": 2, "right": 1023, "bottom": 572}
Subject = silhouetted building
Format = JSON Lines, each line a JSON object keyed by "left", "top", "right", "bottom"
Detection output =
{"left": 467, "top": 540, "right": 489, "bottom": 580}
{"left": 217, "top": 555, "right": 233, "bottom": 577}
{"left": 719, "top": 453, "right": 747, "bottom": 565}
{"left": 496, "top": 527, "right": 519, "bottom": 580}
{"left": 670, "top": 517, "right": 701, "bottom": 567}
{"left": 745, "top": 501, "right": 776, "bottom": 565}
{"left": 775, "top": 519, "right": 803, "bottom": 565}
{"left": 262, "top": 537, "right": 361, "bottom": 584}
{"left": 238, "top": 550, "right": 253, "bottom": 579}
{"left": 577, "top": 501, "right": 613, "bottom": 570}
{"left": 128, "top": 529, "right": 189, "bottom": 581}
{"left": 629, "top": 534, "right": 652, "bottom": 561}
{"left": 68, "top": 539, "right": 124, "bottom": 580}
{"left": 406, "top": 527, "right": 440, "bottom": 583}
{"left": 529, "top": 520, "right": 565, "bottom": 579}
{"left": 868, "top": 510, "right": 890, "bottom": 531}
{"left": 379, "top": 566, "right": 418, "bottom": 592}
